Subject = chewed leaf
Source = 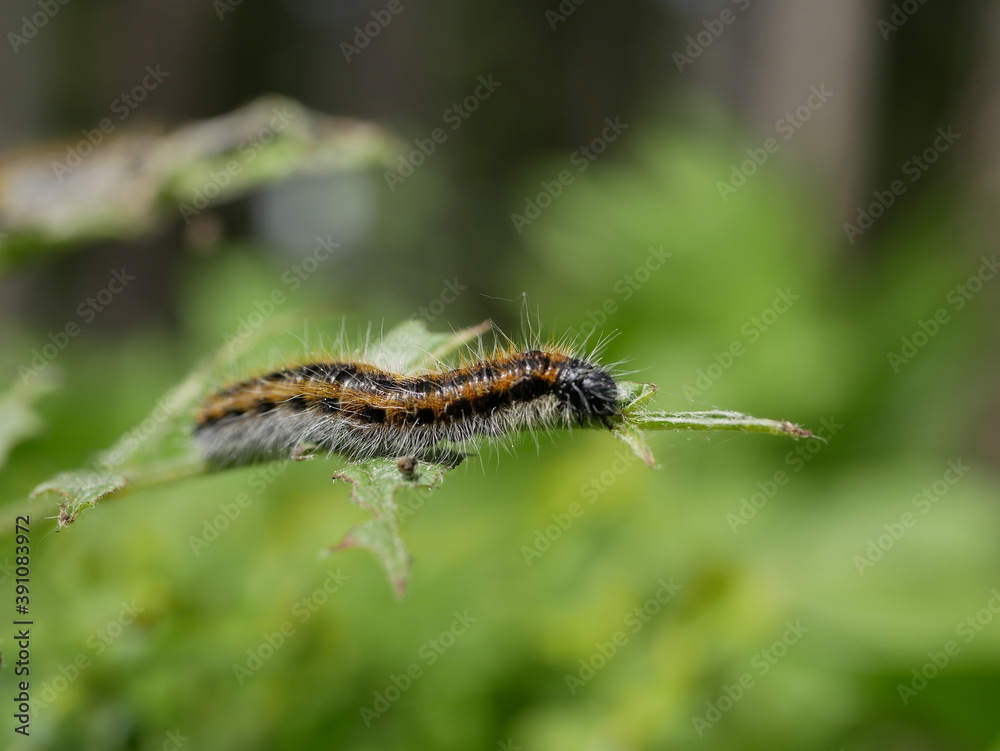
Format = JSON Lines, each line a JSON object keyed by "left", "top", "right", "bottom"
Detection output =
{"left": 30, "top": 470, "right": 127, "bottom": 526}
{"left": 327, "top": 457, "right": 450, "bottom": 597}
{"left": 25, "top": 332, "right": 228, "bottom": 526}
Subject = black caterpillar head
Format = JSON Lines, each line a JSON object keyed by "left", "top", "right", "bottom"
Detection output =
{"left": 555, "top": 358, "right": 620, "bottom": 427}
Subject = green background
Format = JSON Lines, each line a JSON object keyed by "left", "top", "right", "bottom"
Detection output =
{"left": 2, "top": 1, "right": 999, "bottom": 749}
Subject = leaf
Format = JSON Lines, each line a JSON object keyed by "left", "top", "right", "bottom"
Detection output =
{"left": 612, "top": 421, "right": 657, "bottom": 468}
{"left": 609, "top": 379, "right": 814, "bottom": 465}
{"left": 24, "top": 346, "right": 225, "bottom": 527}
{"left": 624, "top": 405, "right": 814, "bottom": 439}
{"left": 0, "top": 96, "right": 401, "bottom": 269}
{"left": 29, "top": 470, "right": 127, "bottom": 526}
{"left": 617, "top": 379, "right": 659, "bottom": 414}
{"left": 327, "top": 457, "right": 450, "bottom": 598}
{"left": 371, "top": 319, "right": 492, "bottom": 372}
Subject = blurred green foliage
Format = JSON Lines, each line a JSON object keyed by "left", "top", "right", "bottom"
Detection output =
{"left": 0, "top": 97, "right": 399, "bottom": 270}
{"left": 2, "top": 123, "right": 999, "bottom": 751}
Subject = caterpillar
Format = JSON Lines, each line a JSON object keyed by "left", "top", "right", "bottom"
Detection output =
{"left": 193, "top": 347, "right": 621, "bottom": 468}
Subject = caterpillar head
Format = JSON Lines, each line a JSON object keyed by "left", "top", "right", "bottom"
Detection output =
{"left": 556, "top": 359, "right": 620, "bottom": 426}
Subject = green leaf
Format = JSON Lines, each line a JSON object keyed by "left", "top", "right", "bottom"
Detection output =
{"left": 0, "top": 96, "right": 401, "bottom": 269}
{"left": 29, "top": 470, "right": 127, "bottom": 526}
{"left": 372, "top": 319, "right": 491, "bottom": 372}
{"left": 327, "top": 457, "right": 450, "bottom": 598}
{"left": 609, "top": 379, "right": 814, "bottom": 465}
{"left": 624, "top": 405, "right": 814, "bottom": 439}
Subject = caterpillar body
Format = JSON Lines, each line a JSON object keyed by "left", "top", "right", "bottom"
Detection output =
{"left": 194, "top": 348, "right": 620, "bottom": 468}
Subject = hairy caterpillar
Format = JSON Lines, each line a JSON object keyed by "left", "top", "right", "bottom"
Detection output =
{"left": 194, "top": 346, "right": 620, "bottom": 468}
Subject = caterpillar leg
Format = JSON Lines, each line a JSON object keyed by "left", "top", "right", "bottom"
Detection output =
{"left": 414, "top": 446, "right": 468, "bottom": 468}
{"left": 291, "top": 443, "right": 318, "bottom": 462}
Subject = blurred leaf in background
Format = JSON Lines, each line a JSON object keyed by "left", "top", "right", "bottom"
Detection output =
{"left": 0, "top": 96, "right": 400, "bottom": 269}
